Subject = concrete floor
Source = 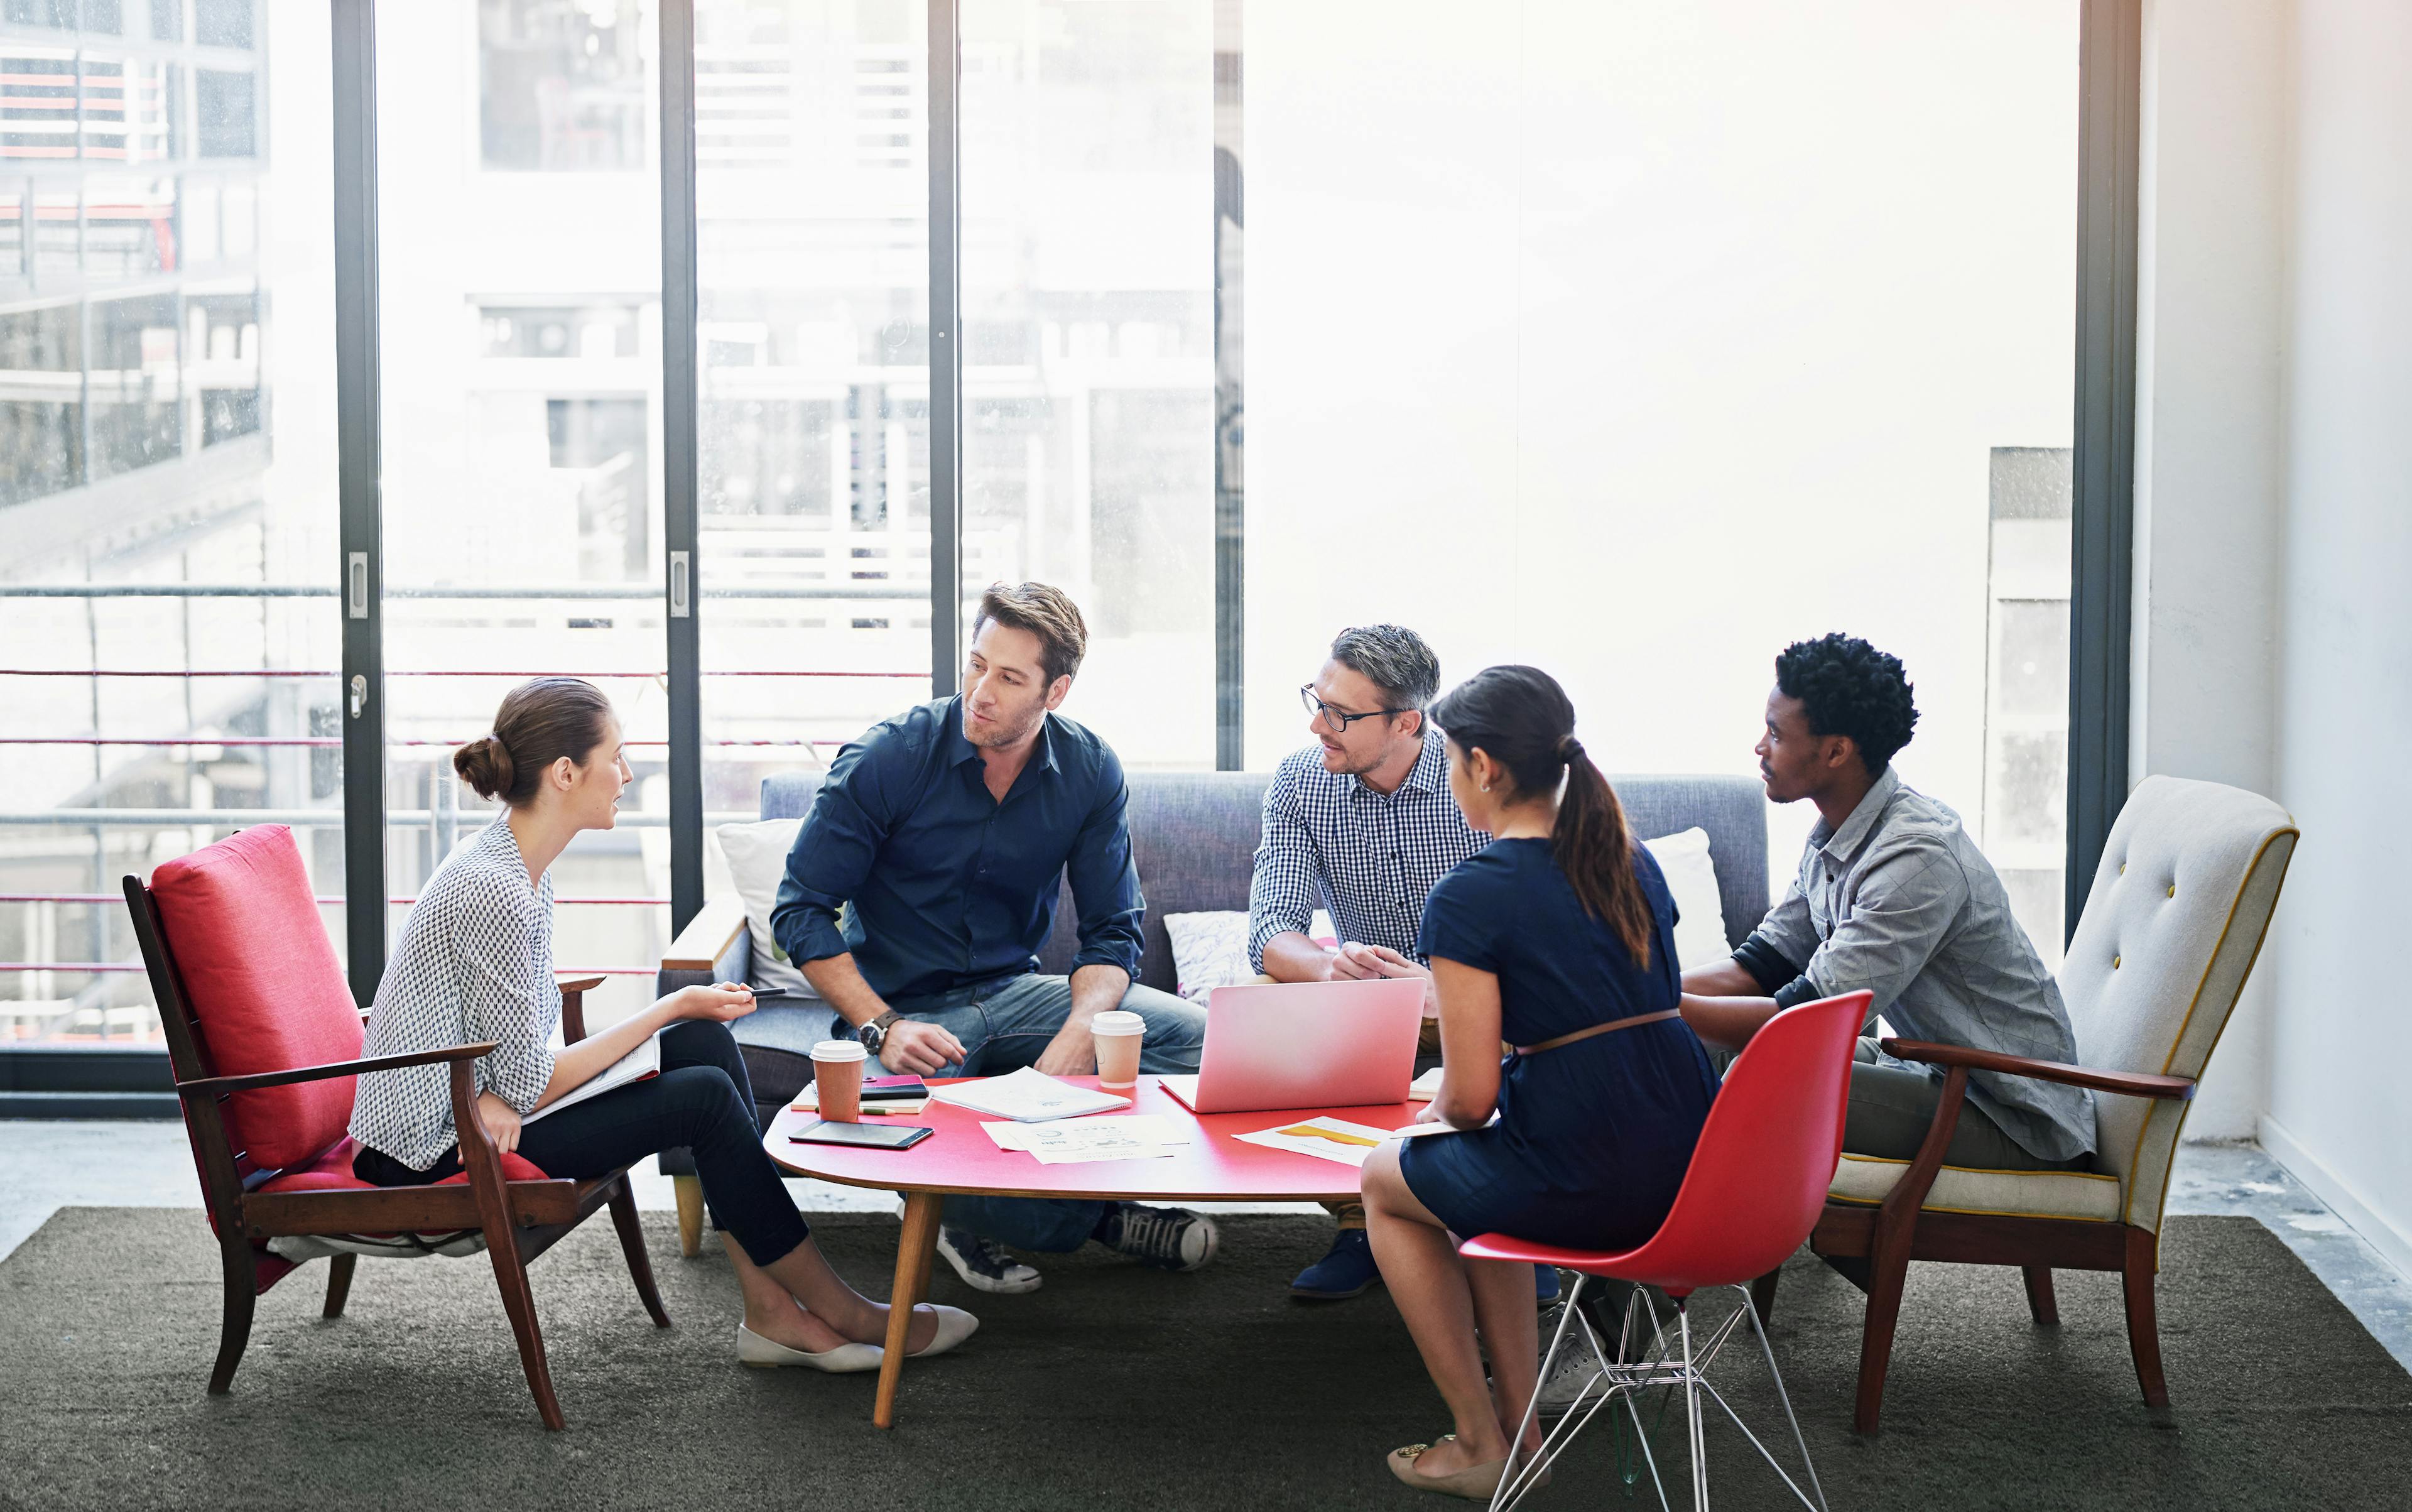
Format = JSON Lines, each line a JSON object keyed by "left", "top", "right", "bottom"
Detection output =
{"left": 5, "top": 1122, "right": 2406, "bottom": 1374}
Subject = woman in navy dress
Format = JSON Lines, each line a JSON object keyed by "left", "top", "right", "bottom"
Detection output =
{"left": 1361, "top": 665, "right": 1720, "bottom": 1498}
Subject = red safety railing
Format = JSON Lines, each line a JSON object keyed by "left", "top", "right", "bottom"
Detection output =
{"left": 0, "top": 963, "right": 656, "bottom": 976}
{"left": 0, "top": 668, "right": 928, "bottom": 678}
{"left": 1, "top": 663, "right": 928, "bottom": 1014}
{"left": 0, "top": 894, "right": 669, "bottom": 906}
{"left": 0, "top": 735, "right": 847, "bottom": 747}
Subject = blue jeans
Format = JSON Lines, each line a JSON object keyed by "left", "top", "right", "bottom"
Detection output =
{"left": 845, "top": 972, "right": 1205, "bottom": 1252}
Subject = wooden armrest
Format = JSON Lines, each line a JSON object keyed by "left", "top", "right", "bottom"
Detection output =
{"left": 661, "top": 893, "right": 749, "bottom": 974}
{"left": 556, "top": 974, "right": 606, "bottom": 1043}
{"left": 178, "top": 1041, "right": 501, "bottom": 1097}
{"left": 1879, "top": 1038, "right": 2196, "bottom": 1100}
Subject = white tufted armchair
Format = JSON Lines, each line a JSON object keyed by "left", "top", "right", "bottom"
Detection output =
{"left": 1788, "top": 775, "right": 2299, "bottom": 1433}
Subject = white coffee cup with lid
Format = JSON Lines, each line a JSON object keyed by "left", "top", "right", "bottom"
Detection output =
{"left": 1092, "top": 1009, "right": 1146, "bottom": 1089}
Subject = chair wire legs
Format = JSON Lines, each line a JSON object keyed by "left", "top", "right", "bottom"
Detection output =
{"left": 1490, "top": 1280, "right": 1827, "bottom": 1512}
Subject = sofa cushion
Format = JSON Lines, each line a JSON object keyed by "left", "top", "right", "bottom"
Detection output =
{"left": 1826, "top": 1152, "right": 2122, "bottom": 1222}
{"left": 149, "top": 825, "right": 364, "bottom": 1172}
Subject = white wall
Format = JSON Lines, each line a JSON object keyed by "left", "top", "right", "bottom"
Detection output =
{"left": 1249, "top": 1, "right": 2077, "bottom": 893}
{"left": 2260, "top": 0, "right": 2412, "bottom": 1276}
{"left": 2129, "top": 0, "right": 2291, "bottom": 1139}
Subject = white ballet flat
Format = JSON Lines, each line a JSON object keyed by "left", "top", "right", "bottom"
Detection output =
{"left": 736, "top": 1322, "right": 885, "bottom": 1373}
{"left": 906, "top": 1303, "right": 981, "bottom": 1359}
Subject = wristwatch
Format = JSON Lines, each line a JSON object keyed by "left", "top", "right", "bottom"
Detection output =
{"left": 856, "top": 1010, "right": 903, "bottom": 1058}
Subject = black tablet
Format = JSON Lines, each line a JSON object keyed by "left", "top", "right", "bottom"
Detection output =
{"left": 787, "top": 1119, "right": 933, "bottom": 1150}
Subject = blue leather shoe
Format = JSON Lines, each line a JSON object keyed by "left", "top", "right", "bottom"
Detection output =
{"left": 1535, "top": 1264, "right": 1561, "bottom": 1303}
{"left": 1291, "top": 1227, "right": 1381, "bottom": 1300}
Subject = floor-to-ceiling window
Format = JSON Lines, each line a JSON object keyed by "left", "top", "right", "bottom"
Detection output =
{"left": 957, "top": 0, "right": 1216, "bottom": 766}
{"left": 374, "top": 0, "right": 670, "bottom": 1024}
{"left": 692, "top": 0, "right": 935, "bottom": 871}
{"left": 0, "top": 0, "right": 341, "bottom": 1044}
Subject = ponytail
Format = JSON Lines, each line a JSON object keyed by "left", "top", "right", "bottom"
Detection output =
{"left": 1551, "top": 736, "right": 1653, "bottom": 969}
{"left": 1430, "top": 666, "right": 1653, "bottom": 969}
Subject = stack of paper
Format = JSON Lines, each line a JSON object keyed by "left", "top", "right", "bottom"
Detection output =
{"left": 1407, "top": 1067, "right": 1443, "bottom": 1102}
{"left": 789, "top": 1084, "right": 930, "bottom": 1114}
{"left": 982, "top": 1115, "right": 1191, "bottom": 1164}
{"left": 928, "top": 1067, "right": 1132, "bottom": 1122}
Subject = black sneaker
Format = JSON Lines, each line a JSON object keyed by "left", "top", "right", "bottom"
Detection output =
{"left": 935, "top": 1224, "right": 1042, "bottom": 1295}
{"left": 1095, "top": 1202, "right": 1219, "bottom": 1271}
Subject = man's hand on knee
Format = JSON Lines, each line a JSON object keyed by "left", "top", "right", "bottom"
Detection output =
{"left": 880, "top": 1019, "right": 964, "bottom": 1076}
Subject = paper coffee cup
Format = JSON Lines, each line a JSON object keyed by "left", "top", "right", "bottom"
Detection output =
{"left": 1092, "top": 1009, "right": 1144, "bottom": 1089}
{"left": 810, "top": 1038, "right": 867, "bottom": 1121}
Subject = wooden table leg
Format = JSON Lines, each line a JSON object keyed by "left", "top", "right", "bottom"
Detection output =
{"left": 875, "top": 1192, "right": 943, "bottom": 1429}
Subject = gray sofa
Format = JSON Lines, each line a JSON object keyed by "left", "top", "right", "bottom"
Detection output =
{"left": 653, "top": 768, "right": 1768, "bottom": 1246}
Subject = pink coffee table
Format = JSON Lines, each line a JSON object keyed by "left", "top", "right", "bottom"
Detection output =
{"left": 764, "top": 1075, "right": 1421, "bottom": 1427}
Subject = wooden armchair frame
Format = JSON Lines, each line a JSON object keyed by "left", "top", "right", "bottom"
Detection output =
{"left": 124, "top": 876, "right": 670, "bottom": 1431}
{"left": 1762, "top": 1036, "right": 2197, "bottom": 1434}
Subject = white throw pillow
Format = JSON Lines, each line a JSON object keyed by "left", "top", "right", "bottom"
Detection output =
{"left": 1641, "top": 827, "right": 1730, "bottom": 974}
{"left": 1164, "top": 908, "right": 1335, "bottom": 1004}
{"left": 714, "top": 818, "right": 814, "bottom": 997}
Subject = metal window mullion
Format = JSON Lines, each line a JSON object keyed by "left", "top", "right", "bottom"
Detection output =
{"left": 660, "top": 0, "right": 704, "bottom": 933}
{"left": 2065, "top": 0, "right": 2141, "bottom": 941}
{"left": 926, "top": 0, "right": 962, "bottom": 696}
{"left": 1213, "top": 31, "right": 1244, "bottom": 770}
{"left": 331, "top": 0, "right": 384, "bottom": 1004}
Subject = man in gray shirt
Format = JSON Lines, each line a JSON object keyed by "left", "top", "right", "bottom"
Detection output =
{"left": 1681, "top": 634, "right": 2095, "bottom": 1173}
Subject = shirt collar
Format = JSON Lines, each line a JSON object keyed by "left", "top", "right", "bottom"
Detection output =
{"left": 1815, "top": 764, "right": 1903, "bottom": 862}
{"left": 479, "top": 815, "right": 545, "bottom": 895}
{"left": 1354, "top": 726, "right": 1447, "bottom": 799}
{"left": 942, "top": 695, "right": 1060, "bottom": 775}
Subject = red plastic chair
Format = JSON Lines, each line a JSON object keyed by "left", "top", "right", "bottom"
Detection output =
{"left": 1459, "top": 990, "right": 1868, "bottom": 1512}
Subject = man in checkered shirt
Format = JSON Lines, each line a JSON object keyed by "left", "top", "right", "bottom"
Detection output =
{"left": 1248, "top": 624, "right": 1552, "bottom": 1303}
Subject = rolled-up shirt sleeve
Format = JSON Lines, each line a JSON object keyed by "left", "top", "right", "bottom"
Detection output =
{"left": 1247, "top": 770, "right": 1318, "bottom": 974}
{"left": 1736, "top": 881, "right": 1819, "bottom": 992}
{"left": 455, "top": 886, "right": 557, "bottom": 1114}
{"left": 771, "top": 735, "right": 894, "bottom": 967}
{"left": 1800, "top": 842, "right": 1967, "bottom": 1019}
{"left": 1064, "top": 751, "right": 1144, "bottom": 977}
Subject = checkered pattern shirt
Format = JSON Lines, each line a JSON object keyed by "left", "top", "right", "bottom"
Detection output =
{"left": 350, "top": 820, "right": 560, "bottom": 1172}
{"left": 1248, "top": 729, "right": 1488, "bottom": 973}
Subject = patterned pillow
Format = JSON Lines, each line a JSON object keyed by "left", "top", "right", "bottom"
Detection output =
{"left": 1165, "top": 909, "right": 1335, "bottom": 1004}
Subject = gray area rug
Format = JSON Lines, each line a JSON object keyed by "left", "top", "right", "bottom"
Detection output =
{"left": 1, "top": 1210, "right": 2405, "bottom": 1511}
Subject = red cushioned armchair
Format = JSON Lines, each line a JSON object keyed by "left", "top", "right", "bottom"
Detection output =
{"left": 123, "top": 825, "right": 668, "bottom": 1430}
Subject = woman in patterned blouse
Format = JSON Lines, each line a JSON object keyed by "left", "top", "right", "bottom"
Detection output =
{"left": 350, "top": 677, "right": 975, "bottom": 1372}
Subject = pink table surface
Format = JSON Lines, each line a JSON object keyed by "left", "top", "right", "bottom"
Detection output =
{"left": 763, "top": 1074, "right": 1423, "bottom": 1203}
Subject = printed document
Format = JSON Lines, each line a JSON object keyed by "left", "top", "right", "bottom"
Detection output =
{"left": 981, "top": 1116, "right": 1188, "bottom": 1163}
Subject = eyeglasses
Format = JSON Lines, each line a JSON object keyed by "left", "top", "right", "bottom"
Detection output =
{"left": 1300, "top": 684, "right": 1408, "bottom": 736}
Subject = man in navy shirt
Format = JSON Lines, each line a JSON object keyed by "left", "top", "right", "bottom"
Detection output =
{"left": 771, "top": 582, "right": 1214, "bottom": 1295}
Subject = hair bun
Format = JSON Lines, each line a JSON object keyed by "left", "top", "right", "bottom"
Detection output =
{"left": 453, "top": 734, "right": 514, "bottom": 800}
